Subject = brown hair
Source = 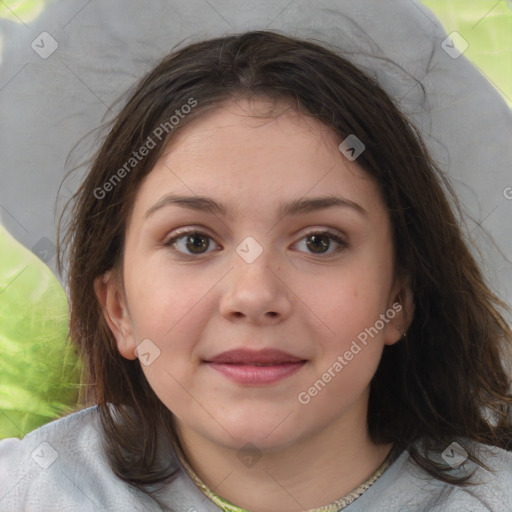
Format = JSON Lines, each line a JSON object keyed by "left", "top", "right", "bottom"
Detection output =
{"left": 57, "top": 30, "right": 512, "bottom": 496}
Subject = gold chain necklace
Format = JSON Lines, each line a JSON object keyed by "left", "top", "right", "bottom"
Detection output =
{"left": 177, "top": 447, "right": 395, "bottom": 512}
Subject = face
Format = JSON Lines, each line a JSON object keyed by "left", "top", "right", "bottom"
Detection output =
{"left": 96, "top": 97, "right": 412, "bottom": 454}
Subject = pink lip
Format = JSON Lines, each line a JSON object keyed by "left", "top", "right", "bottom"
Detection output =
{"left": 207, "top": 362, "right": 306, "bottom": 385}
{"left": 207, "top": 349, "right": 304, "bottom": 365}
{"left": 204, "top": 349, "right": 307, "bottom": 385}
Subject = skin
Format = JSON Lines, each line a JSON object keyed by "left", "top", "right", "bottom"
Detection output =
{"left": 95, "top": 97, "right": 414, "bottom": 511}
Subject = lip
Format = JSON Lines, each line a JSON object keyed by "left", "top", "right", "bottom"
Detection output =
{"left": 204, "top": 349, "right": 307, "bottom": 385}
{"left": 206, "top": 348, "right": 304, "bottom": 365}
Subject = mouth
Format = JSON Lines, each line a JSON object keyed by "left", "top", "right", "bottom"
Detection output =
{"left": 204, "top": 349, "right": 307, "bottom": 385}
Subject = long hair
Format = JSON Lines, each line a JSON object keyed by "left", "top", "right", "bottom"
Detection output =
{"left": 57, "top": 30, "right": 512, "bottom": 494}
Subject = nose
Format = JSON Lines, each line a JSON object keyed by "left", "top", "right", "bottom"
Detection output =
{"left": 219, "top": 245, "right": 293, "bottom": 325}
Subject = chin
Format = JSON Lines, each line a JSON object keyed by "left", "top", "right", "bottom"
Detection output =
{"left": 208, "top": 413, "right": 304, "bottom": 452}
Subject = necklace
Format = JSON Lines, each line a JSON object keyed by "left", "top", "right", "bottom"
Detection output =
{"left": 176, "top": 446, "right": 396, "bottom": 512}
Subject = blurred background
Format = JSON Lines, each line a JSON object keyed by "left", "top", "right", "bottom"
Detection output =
{"left": 0, "top": 0, "right": 511, "bottom": 438}
{"left": 423, "top": 0, "right": 511, "bottom": 107}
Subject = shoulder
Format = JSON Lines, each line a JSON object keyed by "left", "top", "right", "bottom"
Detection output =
{"left": 348, "top": 442, "right": 512, "bottom": 512}
{"left": 0, "top": 407, "right": 155, "bottom": 511}
{"left": 436, "top": 443, "right": 512, "bottom": 511}
{"left": 0, "top": 406, "right": 101, "bottom": 480}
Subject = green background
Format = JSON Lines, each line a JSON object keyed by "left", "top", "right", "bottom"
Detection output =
{"left": 422, "top": 0, "right": 512, "bottom": 107}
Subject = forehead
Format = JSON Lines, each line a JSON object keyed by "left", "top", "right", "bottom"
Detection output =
{"left": 163, "top": 97, "right": 342, "bottom": 167}
{"left": 130, "top": 98, "right": 384, "bottom": 222}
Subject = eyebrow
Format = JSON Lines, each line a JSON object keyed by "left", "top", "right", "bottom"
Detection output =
{"left": 143, "top": 193, "right": 368, "bottom": 220}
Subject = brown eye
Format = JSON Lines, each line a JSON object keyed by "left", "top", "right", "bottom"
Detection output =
{"left": 294, "top": 230, "right": 348, "bottom": 256}
{"left": 165, "top": 231, "right": 218, "bottom": 255}
{"left": 184, "top": 233, "right": 210, "bottom": 254}
{"left": 306, "top": 234, "right": 331, "bottom": 254}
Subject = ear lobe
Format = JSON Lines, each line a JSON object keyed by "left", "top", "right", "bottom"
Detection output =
{"left": 384, "top": 279, "right": 415, "bottom": 346}
{"left": 93, "top": 271, "right": 137, "bottom": 360}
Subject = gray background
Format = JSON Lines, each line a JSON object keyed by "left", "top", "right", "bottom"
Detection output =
{"left": 0, "top": 0, "right": 511, "bottom": 307}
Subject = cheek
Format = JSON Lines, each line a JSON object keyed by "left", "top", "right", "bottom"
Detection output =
{"left": 296, "top": 281, "right": 388, "bottom": 415}
{"left": 297, "top": 258, "right": 393, "bottom": 342}
{"left": 125, "top": 257, "right": 217, "bottom": 341}
{"left": 131, "top": 291, "right": 213, "bottom": 416}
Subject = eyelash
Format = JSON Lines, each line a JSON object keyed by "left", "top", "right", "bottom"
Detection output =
{"left": 163, "top": 228, "right": 348, "bottom": 258}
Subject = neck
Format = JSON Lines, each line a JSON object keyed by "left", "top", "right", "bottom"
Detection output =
{"left": 176, "top": 401, "right": 393, "bottom": 512}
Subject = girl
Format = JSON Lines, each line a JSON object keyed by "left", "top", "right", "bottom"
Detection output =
{"left": 1, "top": 30, "right": 511, "bottom": 512}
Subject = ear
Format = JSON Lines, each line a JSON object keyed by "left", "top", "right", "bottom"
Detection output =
{"left": 383, "top": 275, "right": 415, "bottom": 346}
{"left": 94, "top": 270, "right": 137, "bottom": 360}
